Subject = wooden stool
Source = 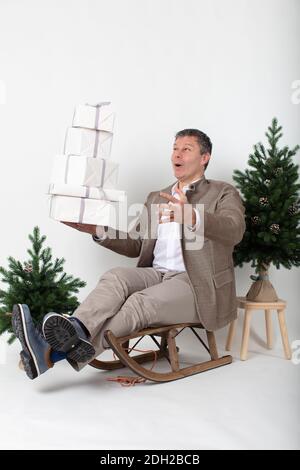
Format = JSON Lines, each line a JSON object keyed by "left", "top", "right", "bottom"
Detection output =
{"left": 225, "top": 296, "right": 292, "bottom": 361}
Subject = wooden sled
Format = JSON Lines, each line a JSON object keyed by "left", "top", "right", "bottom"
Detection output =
{"left": 89, "top": 322, "right": 232, "bottom": 383}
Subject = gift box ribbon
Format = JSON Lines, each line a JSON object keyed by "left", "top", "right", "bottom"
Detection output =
{"left": 87, "top": 102, "right": 111, "bottom": 157}
{"left": 63, "top": 156, "right": 107, "bottom": 189}
{"left": 78, "top": 191, "right": 107, "bottom": 223}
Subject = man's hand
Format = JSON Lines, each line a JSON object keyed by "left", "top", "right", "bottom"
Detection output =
{"left": 61, "top": 221, "right": 97, "bottom": 236}
{"left": 159, "top": 188, "right": 196, "bottom": 226}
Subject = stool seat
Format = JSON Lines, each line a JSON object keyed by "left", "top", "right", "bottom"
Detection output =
{"left": 225, "top": 296, "right": 291, "bottom": 361}
{"left": 237, "top": 296, "right": 286, "bottom": 310}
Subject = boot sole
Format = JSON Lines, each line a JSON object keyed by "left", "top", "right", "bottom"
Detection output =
{"left": 43, "top": 314, "right": 95, "bottom": 363}
{"left": 12, "top": 304, "right": 39, "bottom": 379}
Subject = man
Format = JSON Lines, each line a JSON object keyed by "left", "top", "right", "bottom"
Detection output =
{"left": 12, "top": 129, "right": 245, "bottom": 379}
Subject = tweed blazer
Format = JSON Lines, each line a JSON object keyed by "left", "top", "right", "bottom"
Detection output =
{"left": 94, "top": 176, "right": 246, "bottom": 330}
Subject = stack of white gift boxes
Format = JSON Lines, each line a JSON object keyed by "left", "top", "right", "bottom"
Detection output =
{"left": 48, "top": 102, "right": 126, "bottom": 230}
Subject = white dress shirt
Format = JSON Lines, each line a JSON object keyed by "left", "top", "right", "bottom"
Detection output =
{"left": 152, "top": 178, "right": 201, "bottom": 273}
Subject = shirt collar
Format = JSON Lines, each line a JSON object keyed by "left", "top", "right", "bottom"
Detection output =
{"left": 171, "top": 176, "right": 204, "bottom": 195}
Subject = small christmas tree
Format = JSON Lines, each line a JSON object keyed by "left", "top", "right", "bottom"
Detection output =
{"left": 0, "top": 226, "right": 86, "bottom": 343}
{"left": 233, "top": 118, "right": 300, "bottom": 301}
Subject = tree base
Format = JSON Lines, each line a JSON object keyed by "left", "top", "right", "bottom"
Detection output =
{"left": 246, "top": 279, "right": 279, "bottom": 302}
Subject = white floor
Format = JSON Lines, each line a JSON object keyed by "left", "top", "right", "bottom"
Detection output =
{"left": 0, "top": 324, "right": 299, "bottom": 450}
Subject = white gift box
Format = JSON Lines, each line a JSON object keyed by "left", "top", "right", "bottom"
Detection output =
{"left": 49, "top": 195, "right": 120, "bottom": 228}
{"left": 64, "top": 127, "right": 113, "bottom": 159}
{"left": 72, "top": 102, "right": 115, "bottom": 132}
{"left": 48, "top": 183, "right": 126, "bottom": 202}
{"left": 50, "top": 155, "right": 118, "bottom": 188}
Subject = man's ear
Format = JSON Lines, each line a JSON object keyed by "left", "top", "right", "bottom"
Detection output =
{"left": 201, "top": 153, "right": 210, "bottom": 167}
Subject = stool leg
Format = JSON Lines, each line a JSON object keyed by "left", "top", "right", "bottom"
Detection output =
{"left": 277, "top": 309, "right": 292, "bottom": 360}
{"left": 225, "top": 318, "right": 237, "bottom": 351}
{"left": 240, "top": 309, "right": 252, "bottom": 361}
{"left": 265, "top": 309, "right": 273, "bottom": 349}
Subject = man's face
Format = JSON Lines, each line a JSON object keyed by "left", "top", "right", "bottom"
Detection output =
{"left": 171, "top": 136, "right": 209, "bottom": 182}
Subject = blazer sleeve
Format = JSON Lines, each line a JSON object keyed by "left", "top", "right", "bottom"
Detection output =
{"left": 91, "top": 192, "right": 152, "bottom": 258}
{"left": 202, "top": 184, "right": 246, "bottom": 246}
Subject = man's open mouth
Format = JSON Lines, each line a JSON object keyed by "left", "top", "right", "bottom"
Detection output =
{"left": 175, "top": 164, "right": 182, "bottom": 167}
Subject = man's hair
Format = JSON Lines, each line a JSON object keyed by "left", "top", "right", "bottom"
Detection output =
{"left": 175, "top": 128, "right": 212, "bottom": 170}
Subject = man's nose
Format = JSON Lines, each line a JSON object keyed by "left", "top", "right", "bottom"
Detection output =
{"left": 174, "top": 151, "right": 183, "bottom": 159}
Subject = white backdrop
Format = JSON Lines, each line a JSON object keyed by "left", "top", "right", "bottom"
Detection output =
{"left": 0, "top": 0, "right": 299, "bottom": 337}
{"left": 0, "top": 0, "right": 300, "bottom": 451}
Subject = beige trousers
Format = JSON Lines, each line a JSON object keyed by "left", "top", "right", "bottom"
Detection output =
{"left": 73, "top": 266, "right": 199, "bottom": 370}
